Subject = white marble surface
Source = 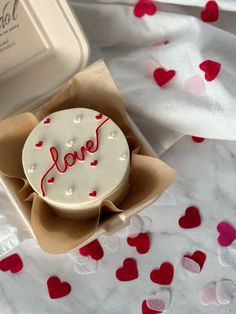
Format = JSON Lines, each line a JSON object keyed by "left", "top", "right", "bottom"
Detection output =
{"left": 0, "top": 136, "right": 236, "bottom": 314}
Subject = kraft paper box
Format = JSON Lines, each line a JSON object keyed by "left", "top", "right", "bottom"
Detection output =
{"left": 0, "top": 60, "right": 176, "bottom": 254}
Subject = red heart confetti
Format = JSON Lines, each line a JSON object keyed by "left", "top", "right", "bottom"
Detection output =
{"left": 35, "top": 141, "right": 43, "bottom": 148}
{"left": 127, "top": 233, "right": 151, "bottom": 254}
{"left": 217, "top": 221, "right": 236, "bottom": 247}
{"left": 0, "top": 253, "right": 23, "bottom": 273}
{"left": 89, "top": 191, "right": 97, "bottom": 198}
{"left": 90, "top": 160, "right": 98, "bottom": 167}
{"left": 184, "top": 250, "right": 206, "bottom": 271}
{"left": 116, "top": 258, "right": 139, "bottom": 281}
{"left": 95, "top": 113, "right": 103, "bottom": 120}
{"left": 153, "top": 68, "right": 176, "bottom": 87}
{"left": 192, "top": 136, "right": 205, "bottom": 143}
{"left": 142, "top": 300, "right": 161, "bottom": 314}
{"left": 44, "top": 118, "right": 51, "bottom": 125}
{"left": 201, "top": 1, "right": 219, "bottom": 23}
{"left": 47, "top": 177, "right": 55, "bottom": 184}
{"left": 79, "top": 239, "right": 104, "bottom": 260}
{"left": 199, "top": 60, "right": 221, "bottom": 82}
{"left": 133, "top": 0, "right": 157, "bottom": 18}
{"left": 179, "top": 206, "right": 201, "bottom": 229}
{"left": 150, "top": 262, "right": 174, "bottom": 285}
{"left": 47, "top": 276, "right": 71, "bottom": 299}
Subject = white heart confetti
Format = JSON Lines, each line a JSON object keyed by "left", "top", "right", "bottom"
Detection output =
{"left": 74, "top": 261, "right": 98, "bottom": 275}
{"left": 147, "top": 288, "right": 171, "bottom": 312}
{"left": 68, "top": 251, "right": 98, "bottom": 275}
{"left": 216, "top": 280, "right": 236, "bottom": 305}
{"left": 142, "top": 216, "right": 152, "bottom": 232}
{"left": 218, "top": 244, "right": 236, "bottom": 268}
{"left": 128, "top": 215, "right": 144, "bottom": 237}
{"left": 99, "top": 234, "right": 120, "bottom": 252}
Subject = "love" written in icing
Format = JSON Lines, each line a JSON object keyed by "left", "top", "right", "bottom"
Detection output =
{"left": 40, "top": 117, "right": 110, "bottom": 197}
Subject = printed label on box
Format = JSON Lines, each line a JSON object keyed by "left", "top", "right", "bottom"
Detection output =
{"left": 0, "top": 0, "right": 48, "bottom": 77}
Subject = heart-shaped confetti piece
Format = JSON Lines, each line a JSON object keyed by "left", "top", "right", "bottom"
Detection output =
{"left": 216, "top": 280, "right": 236, "bottom": 305}
{"left": 100, "top": 234, "right": 120, "bottom": 252}
{"left": 0, "top": 253, "right": 23, "bottom": 273}
{"left": 133, "top": 0, "right": 157, "bottom": 18}
{"left": 184, "top": 75, "right": 205, "bottom": 97}
{"left": 217, "top": 221, "right": 236, "bottom": 247}
{"left": 116, "top": 258, "right": 138, "bottom": 281}
{"left": 47, "top": 276, "right": 71, "bottom": 299}
{"left": 150, "top": 262, "right": 174, "bottom": 285}
{"left": 35, "top": 141, "right": 43, "bottom": 148}
{"left": 179, "top": 206, "right": 201, "bottom": 229}
{"left": 217, "top": 244, "right": 236, "bottom": 267}
{"left": 74, "top": 259, "right": 98, "bottom": 275}
{"left": 69, "top": 252, "right": 98, "bottom": 275}
{"left": 147, "top": 288, "right": 171, "bottom": 312}
{"left": 184, "top": 250, "right": 206, "bottom": 271}
{"left": 127, "top": 233, "right": 150, "bottom": 254}
{"left": 142, "top": 300, "right": 161, "bottom": 314}
{"left": 199, "top": 282, "right": 220, "bottom": 306}
{"left": 199, "top": 60, "right": 221, "bottom": 82}
{"left": 147, "top": 299, "right": 165, "bottom": 312}
{"left": 79, "top": 239, "right": 104, "bottom": 261}
{"left": 201, "top": 1, "right": 219, "bottom": 23}
{"left": 153, "top": 68, "right": 176, "bottom": 87}
{"left": 181, "top": 257, "right": 201, "bottom": 274}
{"left": 128, "top": 215, "right": 145, "bottom": 237}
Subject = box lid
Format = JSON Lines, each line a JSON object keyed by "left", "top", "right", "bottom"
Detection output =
{"left": 0, "top": 0, "right": 90, "bottom": 118}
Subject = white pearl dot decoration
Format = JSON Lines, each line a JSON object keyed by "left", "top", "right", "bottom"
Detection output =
{"left": 120, "top": 153, "right": 128, "bottom": 161}
{"left": 66, "top": 139, "right": 76, "bottom": 148}
{"left": 74, "top": 115, "right": 82, "bottom": 124}
{"left": 108, "top": 132, "right": 117, "bottom": 139}
{"left": 28, "top": 164, "right": 36, "bottom": 173}
{"left": 66, "top": 187, "right": 74, "bottom": 196}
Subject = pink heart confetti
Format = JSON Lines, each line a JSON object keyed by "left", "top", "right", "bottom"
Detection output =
{"left": 217, "top": 244, "right": 236, "bottom": 267}
{"left": 99, "top": 234, "right": 120, "bottom": 252}
{"left": 217, "top": 221, "right": 236, "bottom": 247}
{"left": 184, "top": 75, "right": 205, "bottom": 97}
{"left": 181, "top": 257, "right": 201, "bottom": 274}
{"left": 199, "top": 282, "right": 221, "bottom": 306}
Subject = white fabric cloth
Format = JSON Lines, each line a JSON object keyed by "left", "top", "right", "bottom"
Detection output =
{"left": 70, "top": 0, "right": 236, "bottom": 153}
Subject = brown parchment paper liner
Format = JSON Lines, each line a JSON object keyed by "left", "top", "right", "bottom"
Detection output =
{"left": 0, "top": 60, "right": 176, "bottom": 253}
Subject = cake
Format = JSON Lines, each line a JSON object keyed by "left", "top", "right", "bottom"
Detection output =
{"left": 22, "top": 108, "right": 130, "bottom": 219}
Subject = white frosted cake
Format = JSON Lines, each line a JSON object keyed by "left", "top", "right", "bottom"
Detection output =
{"left": 22, "top": 108, "right": 130, "bottom": 219}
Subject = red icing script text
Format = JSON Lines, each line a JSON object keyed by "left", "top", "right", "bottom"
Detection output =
{"left": 40, "top": 117, "right": 110, "bottom": 196}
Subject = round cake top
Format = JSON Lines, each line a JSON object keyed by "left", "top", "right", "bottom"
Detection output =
{"left": 22, "top": 108, "right": 130, "bottom": 210}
